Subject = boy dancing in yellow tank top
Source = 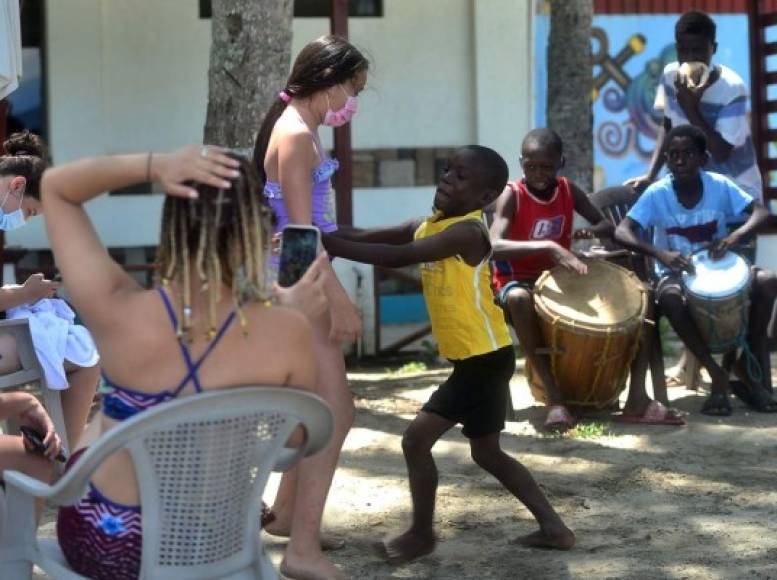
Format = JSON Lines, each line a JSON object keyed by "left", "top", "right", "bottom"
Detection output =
{"left": 323, "top": 145, "right": 574, "bottom": 563}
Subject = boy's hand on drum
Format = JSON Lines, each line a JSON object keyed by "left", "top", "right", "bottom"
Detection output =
{"left": 552, "top": 246, "right": 588, "bottom": 275}
{"left": 657, "top": 250, "right": 694, "bottom": 274}
{"left": 152, "top": 145, "right": 241, "bottom": 199}
{"left": 273, "top": 253, "right": 329, "bottom": 321}
{"left": 22, "top": 273, "right": 61, "bottom": 303}
{"left": 708, "top": 235, "right": 738, "bottom": 260}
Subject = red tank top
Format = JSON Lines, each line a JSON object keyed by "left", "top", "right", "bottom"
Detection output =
{"left": 492, "top": 177, "right": 574, "bottom": 288}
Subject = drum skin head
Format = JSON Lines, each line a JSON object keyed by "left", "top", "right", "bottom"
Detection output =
{"left": 683, "top": 250, "right": 750, "bottom": 299}
{"left": 534, "top": 260, "right": 646, "bottom": 331}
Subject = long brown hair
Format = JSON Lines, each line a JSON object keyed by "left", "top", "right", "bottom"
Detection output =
{"left": 155, "top": 153, "right": 272, "bottom": 341}
{"left": 252, "top": 35, "right": 369, "bottom": 182}
{"left": 0, "top": 131, "right": 48, "bottom": 198}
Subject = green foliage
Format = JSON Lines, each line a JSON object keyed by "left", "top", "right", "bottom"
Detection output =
{"left": 389, "top": 361, "right": 429, "bottom": 376}
{"left": 544, "top": 421, "right": 611, "bottom": 439}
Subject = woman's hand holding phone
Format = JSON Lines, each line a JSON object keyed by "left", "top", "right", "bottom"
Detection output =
{"left": 274, "top": 252, "right": 329, "bottom": 321}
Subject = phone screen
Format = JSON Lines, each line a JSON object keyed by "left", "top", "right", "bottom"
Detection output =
{"left": 278, "top": 227, "right": 320, "bottom": 288}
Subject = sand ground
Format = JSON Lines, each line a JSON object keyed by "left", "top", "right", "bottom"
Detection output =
{"left": 35, "top": 352, "right": 777, "bottom": 580}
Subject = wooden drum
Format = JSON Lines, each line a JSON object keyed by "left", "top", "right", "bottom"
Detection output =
{"left": 527, "top": 260, "right": 648, "bottom": 408}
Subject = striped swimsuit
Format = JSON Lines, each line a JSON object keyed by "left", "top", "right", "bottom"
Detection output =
{"left": 56, "top": 287, "right": 237, "bottom": 580}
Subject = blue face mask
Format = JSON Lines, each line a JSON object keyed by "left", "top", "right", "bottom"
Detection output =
{"left": 0, "top": 208, "right": 26, "bottom": 231}
{"left": 0, "top": 189, "right": 26, "bottom": 231}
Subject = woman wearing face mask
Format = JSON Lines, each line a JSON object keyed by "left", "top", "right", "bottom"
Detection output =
{"left": 0, "top": 131, "right": 100, "bottom": 451}
{"left": 253, "top": 35, "right": 368, "bottom": 580}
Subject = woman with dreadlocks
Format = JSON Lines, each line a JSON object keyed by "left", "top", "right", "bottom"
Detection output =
{"left": 254, "top": 35, "right": 367, "bottom": 580}
{"left": 42, "top": 145, "right": 325, "bottom": 580}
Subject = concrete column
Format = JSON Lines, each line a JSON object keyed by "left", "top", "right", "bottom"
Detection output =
{"left": 472, "top": 0, "right": 535, "bottom": 177}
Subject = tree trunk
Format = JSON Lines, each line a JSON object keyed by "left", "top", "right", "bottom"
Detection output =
{"left": 547, "top": 0, "right": 593, "bottom": 192}
{"left": 204, "top": 0, "right": 294, "bottom": 152}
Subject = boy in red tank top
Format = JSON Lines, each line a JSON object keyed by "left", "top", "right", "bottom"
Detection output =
{"left": 491, "top": 129, "right": 683, "bottom": 430}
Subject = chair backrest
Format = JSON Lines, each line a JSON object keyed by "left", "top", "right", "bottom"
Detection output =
{"left": 590, "top": 185, "right": 653, "bottom": 279}
{"left": 590, "top": 186, "right": 640, "bottom": 233}
{"left": 49, "top": 386, "right": 332, "bottom": 580}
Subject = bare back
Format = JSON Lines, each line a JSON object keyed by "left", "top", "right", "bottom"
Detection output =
{"left": 84, "top": 285, "right": 315, "bottom": 505}
{"left": 263, "top": 108, "right": 321, "bottom": 185}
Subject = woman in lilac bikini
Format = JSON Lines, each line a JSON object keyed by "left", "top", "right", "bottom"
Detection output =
{"left": 253, "top": 35, "right": 368, "bottom": 580}
{"left": 44, "top": 146, "right": 328, "bottom": 579}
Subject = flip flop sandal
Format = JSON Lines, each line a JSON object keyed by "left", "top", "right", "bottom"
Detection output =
{"left": 700, "top": 392, "right": 732, "bottom": 417}
{"left": 544, "top": 405, "right": 575, "bottom": 431}
{"left": 614, "top": 400, "right": 686, "bottom": 425}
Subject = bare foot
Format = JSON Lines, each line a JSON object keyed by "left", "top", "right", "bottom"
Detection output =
{"left": 513, "top": 525, "right": 576, "bottom": 550}
{"left": 280, "top": 553, "right": 346, "bottom": 580}
{"left": 263, "top": 517, "right": 289, "bottom": 537}
{"left": 378, "top": 529, "right": 437, "bottom": 564}
{"left": 264, "top": 523, "right": 345, "bottom": 551}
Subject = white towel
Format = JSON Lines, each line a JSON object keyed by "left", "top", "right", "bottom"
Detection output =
{"left": 7, "top": 298, "right": 99, "bottom": 390}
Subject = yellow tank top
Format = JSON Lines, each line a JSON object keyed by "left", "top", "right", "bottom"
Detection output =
{"left": 414, "top": 210, "right": 513, "bottom": 360}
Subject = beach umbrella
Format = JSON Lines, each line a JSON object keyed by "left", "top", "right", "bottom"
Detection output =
{"left": 0, "top": 0, "right": 22, "bottom": 100}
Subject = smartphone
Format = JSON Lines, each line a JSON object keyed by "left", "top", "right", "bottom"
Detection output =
{"left": 20, "top": 425, "right": 67, "bottom": 463}
{"left": 277, "top": 225, "right": 321, "bottom": 288}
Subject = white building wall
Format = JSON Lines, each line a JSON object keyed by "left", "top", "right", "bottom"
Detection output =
{"left": 46, "top": 0, "right": 484, "bottom": 160}
{"left": 38, "top": 0, "right": 536, "bottom": 354}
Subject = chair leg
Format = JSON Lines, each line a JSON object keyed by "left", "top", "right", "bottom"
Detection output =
{"left": 648, "top": 323, "right": 668, "bottom": 403}
{"left": 0, "top": 488, "right": 36, "bottom": 580}
{"left": 683, "top": 351, "right": 702, "bottom": 390}
{"left": 41, "top": 389, "right": 70, "bottom": 457}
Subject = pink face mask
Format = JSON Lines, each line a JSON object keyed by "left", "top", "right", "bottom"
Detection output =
{"left": 324, "top": 85, "right": 358, "bottom": 127}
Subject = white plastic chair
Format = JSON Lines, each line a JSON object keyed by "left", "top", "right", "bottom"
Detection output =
{"left": 0, "top": 386, "right": 333, "bottom": 580}
{"left": 0, "top": 318, "right": 69, "bottom": 455}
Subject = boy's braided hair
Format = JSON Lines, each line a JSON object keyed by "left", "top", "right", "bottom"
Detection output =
{"left": 155, "top": 152, "right": 273, "bottom": 342}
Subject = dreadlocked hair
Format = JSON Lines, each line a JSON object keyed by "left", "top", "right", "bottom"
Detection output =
{"left": 0, "top": 130, "right": 48, "bottom": 197}
{"left": 155, "top": 152, "right": 272, "bottom": 343}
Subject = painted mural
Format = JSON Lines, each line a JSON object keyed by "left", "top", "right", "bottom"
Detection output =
{"left": 534, "top": 10, "right": 751, "bottom": 191}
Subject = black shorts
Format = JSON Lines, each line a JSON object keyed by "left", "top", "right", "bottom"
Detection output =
{"left": 422, "top": 346, "right": 515, "bottom": 439}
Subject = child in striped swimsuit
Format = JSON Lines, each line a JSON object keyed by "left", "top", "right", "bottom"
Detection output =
{"left": 323, "top": 145, "right": 575, "bottom": 564}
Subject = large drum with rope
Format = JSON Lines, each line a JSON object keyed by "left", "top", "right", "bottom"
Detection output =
{"left": 527, "top": 259, "right": 648, "bottom": 408}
